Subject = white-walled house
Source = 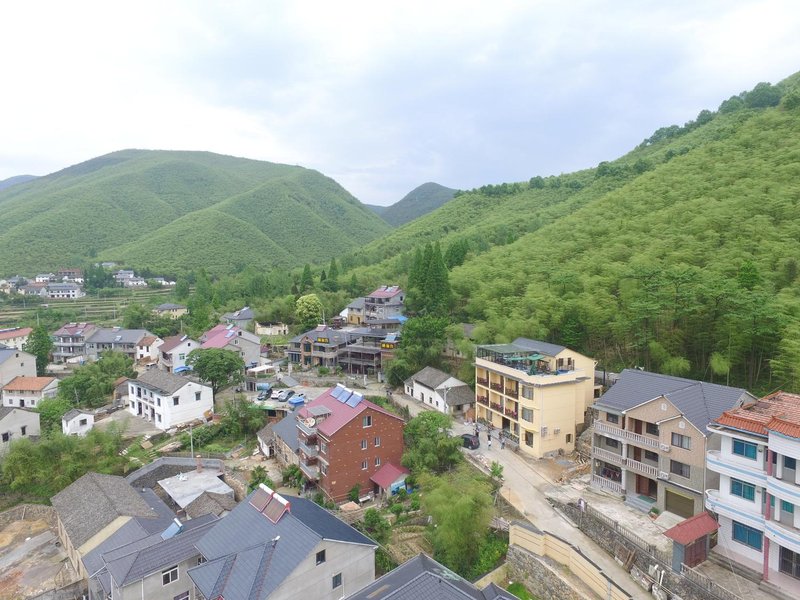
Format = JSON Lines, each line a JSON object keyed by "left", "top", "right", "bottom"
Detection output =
{"left": 158, "top": 335, "right": 199, "bottom": 373}
{"left": 404, "top": 366, "right": 474, "bottom": 416}
{"left": 0, "top": 407, "right": 40, "bottom": 453}
{"left": 0, "top": 346, "right": 37, "bottom": 389}
{"left": 2, "top": 376, "right": 59, "bottom": 408}
{"left": 62, "top": 409, "right": 95, "bottom": 436}
{"left": 0, "top": 327, "right": 33, "bottom": 351}
{"left": 126, "top": 371, "right": 213, "bottom": 430}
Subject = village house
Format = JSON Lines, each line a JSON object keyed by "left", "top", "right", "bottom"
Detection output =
{"left": 405, "top": 366, "right": 474, "bottom": 417}
{"left": 221, "top": 305, "right": 255, "bottom": 328}
{"left": 591, "top": 369, "right": 752, "bottom": 518}
{"left": 0, "top": 345, "right": 36, "bottom": 388}
{"left": 278, "top": 384, "right": 405, "bottom": 503}
{"left": 158, "top": 334, "right": 199, "bottom": 373}
{"left": 0, "top": 406, "right": 40, "bottom": 453}
{"left": 188, "top": 484, "right": 377, "bottom": 600}
{"left": 62, "top": 408, "right": 95, "bottom": 436}
{"left": 705, "top": 391, "right": 800, "bottom": 595}
{"left": 475, "top": 338, "right": 597, "bottom": 457}
{"left": 200, "top": 323, "right": 261, "bottom": 366}
{"left": 53, "top": 322, "right": 98, "bottom": 363}
{"left": 343, "top": 297, "right": 366, "bottom": 325}
{"left": 45, "top": 281, "right": 85, "bottom": 299}
{"left": 125, "top": 370, "right": 213, "bottom": 430}
{"left": 0, "top": 326, "right": 33, "bottom": 351}
{"left": 364, "top": 285, "right": 405, "bottom": 321}
{"left": 84, "top": 327, "right": 157, "bottom": 361}
{"left": 1, "top": 375, "right": 58, "bottom": 408}
{"left": 287, "top": 325, "right": 356, "bottom": 369}
{"left": 255, "top": 321, "right": 289, "bottom": 336}
{"left": 153, "top": 302, "right": 188, "bottom": 319}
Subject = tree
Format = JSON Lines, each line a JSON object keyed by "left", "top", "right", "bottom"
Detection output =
{"left": 186, "top": 348, "right": 244, "bottom": 396}
{"left": 322, "top": 258, "right": 340, "bottom": 292}
{"left": 295, "top": 293, "right": 324, "bottom": 331}
{"left": 23, "top": 326, "right": 53, "bottom": 375}
{"left": 745, "top": 82, "right": 782, "bottom": 108}
{"left": 361, "top": 508, "right": 391, "bottom": 545}
{"left": 300, "top": 264, "right": 314, "bottom": 292}
{"left": 386, "top": 316, "right": 449, "bottom": 385}
{"left": 57, "top": 351, "right": 136, "bottom": 408}
{"left": 122, "top": 303, "right": 151, "bottom": 330}
{"left": 248, "top": 465, "right": 274, "bottom": 493}
{"left": 402, "top": 411, "right": 462, "bottom": 474}
{"left": 175, "top": 277, "right": 190, "bottom": 300}
{"left": 36, "top": 396, "right": 74, "bottom": 433}
{"left": 194, "top": 269, "right": 214, "bottom": 304}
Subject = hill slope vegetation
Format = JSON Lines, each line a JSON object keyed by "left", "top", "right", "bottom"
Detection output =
{"left": 379, "top": 182, "right": 458, "bottom": 227}
{"left": 0, "top": 150, "right": 390, "bottom": 275}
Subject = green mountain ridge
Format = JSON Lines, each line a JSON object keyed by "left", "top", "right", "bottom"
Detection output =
{"left": 379, "top": 182, "right": 458, "bottom": 227}
{"left": 0, "top": 149, "right": 390, "bottom": 274}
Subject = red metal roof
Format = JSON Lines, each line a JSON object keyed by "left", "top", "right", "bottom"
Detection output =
{"left": 714, "top": 391, "right": 800, "bottom": 438}
{"left": 160, "top": 334, "right": 193, "bottom": 353}
{"left": 663, "top": 511, "right": 719, "bottom": 545}
{"left": 367, "top": 285, "right": 403, "bottom": 299}
{"left": 201, "top": 324, "right": 239, "bottom": 349}
{"left": 297, "top": 385, "right": 403, "bottom": 438}
{"left": 0, "top": 327, "right": 32, "bottom": 340}
{"left": 370, "top": 463, "right": 410, "bottom": 490}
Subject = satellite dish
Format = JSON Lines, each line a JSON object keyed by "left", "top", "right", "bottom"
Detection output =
{"left": 304, "top": 418, "right": 316, "bottom": 428}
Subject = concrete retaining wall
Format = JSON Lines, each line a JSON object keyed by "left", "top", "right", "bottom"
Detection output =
{"left": 0, "top": 503, "right": 56, "bottom": 528}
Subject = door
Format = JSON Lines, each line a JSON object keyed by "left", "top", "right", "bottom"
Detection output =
{"left": 684, "top": 538, "right": 707, "bottom": 567}
{"left": 634, "top": 419, "right": 642, "bottom": 434}
{"left": 665, "top": 489, "right": 695, "bottom": 518}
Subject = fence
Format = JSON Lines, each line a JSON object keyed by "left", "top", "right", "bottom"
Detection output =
{"left": 582, "top": 502, "right": 672, "bottom": 565}
{"left": 681, "top": 563, "right": 743, "bottom": 600}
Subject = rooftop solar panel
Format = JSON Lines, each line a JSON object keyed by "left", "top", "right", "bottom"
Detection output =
{"left": 346, "top": 392, "right": 363, "bottom": 408}
{"left": 249, "top": 487, "right": 270, "bottom": 511}
{"left": 331, "top": 384, "right": 346, "bottom": 399}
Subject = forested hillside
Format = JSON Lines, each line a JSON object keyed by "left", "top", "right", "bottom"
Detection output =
{"left": 345, "top": 77, "right": 800, "bottom": 393}
{"left": 379, "top": 182, "right": 458, "bottom": 226}
{"left": 0, "top": 150, "right": 390, "bottom": 275}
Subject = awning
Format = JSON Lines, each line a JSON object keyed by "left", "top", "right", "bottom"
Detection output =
{"left": 174, "top": 366, "right": 192, "bottom": 373}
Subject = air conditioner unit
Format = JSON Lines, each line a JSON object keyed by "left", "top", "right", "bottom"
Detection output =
{"left": 659, "top": 443, "right": 670, "bottom": 452}
{"left": 658, "top": 471, "right": 670, "bottom": 480}
{"left": 540, "top": 426, "right": 548, "bottom": 436}
{"left": 553, "top": 427, "right": 561, "bottom": 434}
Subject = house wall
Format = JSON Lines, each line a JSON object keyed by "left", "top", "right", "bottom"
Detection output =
{"left": 118, "top": 554, "right": 203, "bottom": 600}
{"left": 319, "top": 407, "right": 404, "bottom": 502}
{"left": 63, "top": 414, "right": 94, "bottom": 436}
{"left": 225, "top": 337, "right": 260, "bottom": 366}
{"left": 0, "top": 351, "right": 36, "bottom": 387}
{"left": 127, "top": 381, "right": 213, "bottom": 430}
{"left": 271, "top": 539, "right": 375, "bottom": 600}
{"left": 161, "top": 340, "right": 196, "bottom": 372}
{"left": 2, "top": 380, "right": 58, "bottom": 408}
{"left": 410, "top": 382, "right": 448, "bottom": 414}
{"left": 0, "top": 409, "right": 40, "bottom": 453}
{"left": 0, "top": 331, "right": 29, "bottom": 350}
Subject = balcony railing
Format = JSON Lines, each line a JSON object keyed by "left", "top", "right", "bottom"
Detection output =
{"left": 298, "top": 440, "right": 318, "bottom": 458}
{"left": 477, "top": 378, "right": 489, "bottom": 386}
{"left": 504, "top": 388, "right": 518, "bottom": 398}
{"left": 594, "top": 421, "right": 660, "bottom": 449}
{"left": 477, "top": 396, "right": 489, "bottom": 407}
{"left": 490, "top": 402, "right": 503, "bottom": 412}
{"left": 504, "top": 409, "right": 518, "bottom": 419}
{"left": 298, "top": 461, "right": 319, "bottom": 480}
{"left": 591, "top": 474, "right": 623, "bottom": 496}
{"left": 490, "top": 383, "right": 503, "bottom": 392}
{"left": 593, "top": 447, "right": 623, "bottom": 466}
{"left": 296, "top": 420, "right": 317, "bottom": 436}
{"left": 625, "top": 457, "right": 659, "bottom": 478}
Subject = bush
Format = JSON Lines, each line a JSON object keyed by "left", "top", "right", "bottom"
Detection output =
{"left": 348, "top": 484, "right": 362, "bottom": 503}
{"left": 409, "top": 493, "right": 421, "bottom": 511}
{"left": 318, "top": 366, "right": 330, "bottom": 376}
{"left": 507, "top": 582, "right": 535, "bottom": 600}
{"left": 390, "top": 503, "right": 404, "bottom": 518}
{"left": 313, "top": 492, "right": 325, "bottom": 507}
{"left": 375, "top": 547, "right": 398, "bottom": 576}
{"left": 395, "top": 488, "right": 408, "bottom": 502}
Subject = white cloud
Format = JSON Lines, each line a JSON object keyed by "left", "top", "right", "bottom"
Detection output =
{"left": 2, "top": 1, "right": 800, "bottom": 204}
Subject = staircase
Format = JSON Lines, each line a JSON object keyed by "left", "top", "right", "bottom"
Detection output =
{"left": 625, "top": 494, "right": 656, "bottom": 513}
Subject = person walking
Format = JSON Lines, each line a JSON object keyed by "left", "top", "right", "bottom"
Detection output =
{"left": 500, "top": 436, "right": 505, "bottom": 450}
{"left": 487, "top": 435, "right": 492, "bottom": 449}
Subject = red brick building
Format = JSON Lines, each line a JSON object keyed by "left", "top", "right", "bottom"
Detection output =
{"left": 295, "top": 384, "right": 405, "bottom": 502}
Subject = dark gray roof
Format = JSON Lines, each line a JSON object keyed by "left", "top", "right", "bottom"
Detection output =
{"left": 222, "top": 306, "right": 255, "bottom": 321}
{"left": 345, "top": 553, "right": 516, "bottom": 600}
{"left": 512, "top": 337, "right": 566, "bottom": 357}
{"left": 190, "top": 490, "right": 375, "bottom": 600}
{"left": 595, "top": 369, "right": 753, "bottom": 433}
{"left": 256, "top": 422, "right": 274, "bottom": 443}
{"left": 135, "top": 370, "right": 197, "bottom": 395}
{"left": 446, "top": 386, "right": 475, "bottom": 407}
{"left": 51, "top": 473, "right": 164, "bottom": 548}
{"left": 85, "top": 328, "right": 152, "bottom": 345}
{"left": 185, "top": 491, "right": 237, "bottom": 519}
{"left": 289, "top": 326, "right": 355, "bottom": 345}
{"left": 63, "top": 408, "right": 91, "bottom": 422}
{"left": 410, "top": 366, "right": 451, "bottom": 390}
{"left": 0, "top": 346, "right": 30, "bottom": 365}
{"left": 347, "top": 297, "right": 366, "bottom": 310}
{"left": 155, "top": 303, "right": 186, "bottom": 311}
{"left": 272, "top": 411, "right": 300, "bottom": 452}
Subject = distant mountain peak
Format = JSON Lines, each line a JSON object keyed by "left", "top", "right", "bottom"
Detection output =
{"left": 379, "top": 182, "right": 457, "bottom": 226}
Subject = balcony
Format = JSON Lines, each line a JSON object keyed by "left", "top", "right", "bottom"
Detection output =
{"left": 489, "top": 402, "right": 503, "bottom": 412}
{"left": 298, "top": 440, "right": 318, "bottom": 458}
{"left": 477, "top": 396, "right": 489, "bottom": 407}
{"left": 477, "top": 377, "right": 489, "bottom": 387}
{"left": 296, "top": 420, "right": 317, "bottom": 436}
{"left": 298, "top": 461, "right": 319, "bottom": 480}
{"left": 625, "top": 457, "right": 659, "bottom": 478}
{"left": 504, "top": 408, "right": 518, "bottom": 419}
{"left": 594, "top": 421, "right": 660, "bottom": 449}
{"left": 706, "top": 489, "right": 765, "bottom": 529}
{"left": 591, "top": 474, "right": 623, "bottom": 496}
{"left": 490, "top": 383, "right": 504, "bottom": 392}
{"left": 707, "top": 450, "right": 766, "bottom": 485}
{"left": 593, "top": 447, "right": 623, "bottom": 467}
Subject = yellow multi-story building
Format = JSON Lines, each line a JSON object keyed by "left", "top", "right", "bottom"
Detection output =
{"left": 474, "top": 338, "right": 597, "bottom": 458}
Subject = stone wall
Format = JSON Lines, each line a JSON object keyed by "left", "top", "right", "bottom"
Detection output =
{"left": 0, "top": 503, "right": 56, "bottom": 529}
{"left": 552, "top": 499, "right": 742, "bottom": 600}
{"left": 125, "top": 456, "right": 224, "bottom": 489}
{"left": 506, "top": 545, "right": 587, "bottom": 600}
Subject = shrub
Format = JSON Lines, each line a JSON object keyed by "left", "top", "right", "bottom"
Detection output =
{"left": 318, "top": 366, "right": 330, "bottom": 376}
{"left": 390, "top": 503, "right": 404, "bottom": 518}
{"left": 348, "top": 484, "right": 362, "bottom": 503}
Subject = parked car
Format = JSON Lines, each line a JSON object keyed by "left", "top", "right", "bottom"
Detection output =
{"left": 257, "top": 390, "right": 269, "bottom": 401}
{"left": 278, "top": 390, "right": 295, "bottom": 402}
{"left": 460, "top": 433, "right": 480, "bottom": 449}
{"left": 271, "top": 389, "right": 282, "bottom": 400}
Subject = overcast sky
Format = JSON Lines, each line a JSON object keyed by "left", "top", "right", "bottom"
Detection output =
{"left": 2, "top": 1, "right": 800, "bottom": 205}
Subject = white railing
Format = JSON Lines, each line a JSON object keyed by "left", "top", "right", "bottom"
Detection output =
{"left": 594, "top": 421, "right": 660, "bottom": 449}
{"left": 591, "top": 474, "right": 623, "bottom": 495}
{"left": 625, "top": 457, "right": 659, "bottom": 478}
{"left": 592, "top": 447, "right": 623, "bottom": 466}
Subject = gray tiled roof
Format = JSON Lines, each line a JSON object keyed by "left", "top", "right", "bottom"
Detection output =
{"left": 446, "top": 386, "right": 475, "bottom": 407}
{"left": 272, "top": 411, "right": 300, "bottom": 452}
{"left": 185, "top": 491, "right": 237, "bottom": 519}
{"left": 135, "top": 370, "right": 197, "bottom": 395}
{"left": 289, "top": 326, "right": 355, "bottom": 345}
{"left": 62, "top": 408, "right": 91, "bottom": 422}
{"left": 0, "top": 346, "right": 30, "bottom": 366}
{"left": 85, "top": 328, "right": 153, "bottom": 345}
{"left": 155, "top": 303, "right": 186, "bottom": 311}
{"left": 594, "top": 369, "right": 753, "bottom": 433}
{"left": 512, "top": 337, "right": 566, "bottom": 357}
{"left": 345, "top": 553, "right": 515, "bottom": 600}
{"left": 51, "top": 473, "right": 163, "bottom": 548}
{"left": 190, "top": 491, "right": 375, "bottom": 600}
{"left": 410, "top": 366, "right": 451, "bottom": 390}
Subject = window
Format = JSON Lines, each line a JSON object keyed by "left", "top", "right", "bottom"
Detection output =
{"left": 20, "top": 426, "right": 27, "bottom": 436}
{"left": 157, "top": 414, "right": 162, "bottom": 423}
{"left": 645, "top": 422, "right": 659, "bottom": 436}
{"left": 566, "top": 433, "right": 573, "bottom": 443}
{"left": 2, "top": 433, "right": 9, "bottom": 442}
{"left": 521, "top": 408, "right": 534, "bottom": 422}
{"left": 670, "top": 460, "right": 690, "bottom": 479}
{"left": 785, "top": 456, "right": 797, "bottom": 470}
{"left": 361, "top": 460, "right": 368, "bottom": 470}
{"left": 733, "top": 439, "right": 757, "bottom": 460}
{"left": 374, "top": 436, "right": 381, "bottom": 447}
{"left": 332, "top": 573, "right": 342, "bottom": 589}
{"left": 320, "top": 441, "right": 328, "bottom": 454}
{"left": 162, "top": 565, "right": 178, "bottom": 585}
{"left": 316, "top": 549, "right": 326, "bottom": 565}
{"left": 782, "top": 500, "right": 795, "bottom": 514}
{"left": 644, "top": 450, "right": 659, "bottom": 462}
{"left": 730, "top": 478, "right": 755, "bottom": 501}
{"left": 178, "top": 353, "right": 185, "bottom": 360}
{"left": 525, "top": 431, "right": 533, "bottom": 447}
{"left": 361, "top": 439, "right": 367, "bottom": 450}
{"left": 605, "top": 438, "right": 619, "bottom": 449}
{"left": 362, "top": 415, "right": 372, "bottom": 428}
{"left": 732, "top": 521, "right": 762, "bottom": 550}
{"left": 780, "top": 546, "right": 800, "bottom": 579}
{"left": 174, "top": 592, "right": 189, "bottom": 600}
{"left": 79, "top": 419, "right": 87, "bottom": 426}
{"left": 197, "top": 556, "right": 207, "bottom": 565}
{"left": 320, "top": 463, "right": 328, "bottom": 476}
{"left": 671, "top": 433, "right": 691, "bottom": 450}
{"left": 522, "top": 386, "right": 533, "bottom": 400}
{"left": 195, "top": 391, "right": 201, "bottom": 401}
{"left": 375, "top": 456, "right": 381, "bottom": 467}
{"left": 173, "top": 396, "right": 180, "bottom": 406}
{"left": 607, "top": 413, "right": 619, "bottom": 425}
{"left": 157, "top": 398, "right": 161, "bottom": 407}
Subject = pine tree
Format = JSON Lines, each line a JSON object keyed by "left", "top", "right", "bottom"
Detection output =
{"left": 300, "top": 264, "right": 314, "bottom": 292}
